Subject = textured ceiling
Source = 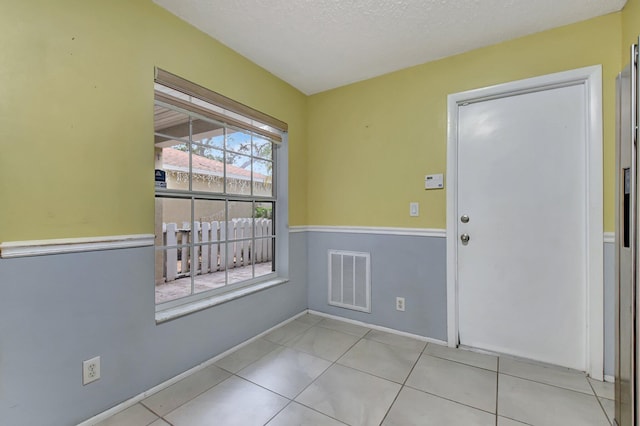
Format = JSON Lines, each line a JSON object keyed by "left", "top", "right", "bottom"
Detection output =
{"left": 153, "top": 0, "right": 626, "bottom": 95}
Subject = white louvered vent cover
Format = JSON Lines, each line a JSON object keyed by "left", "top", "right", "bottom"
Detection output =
{"left": 328, "top": 250, "right": 371, "bottom": 313}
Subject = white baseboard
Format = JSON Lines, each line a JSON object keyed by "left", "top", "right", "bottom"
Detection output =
{"left": 307, "top": 309, "right": 447, "bottom": 346}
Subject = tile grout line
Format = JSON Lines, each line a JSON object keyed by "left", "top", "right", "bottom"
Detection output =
{"left": 313, "top": 325, "right": 418, "bottom": 423}
{"left": 151, "top": 343, "right": 285, "bottom": 422}
{"left": 499, "top": 371, "right": 599, "bottom": 397}
{"left": 159, "top": 416, "right": 175, "bottom": 426}
{"left": 230, "top": 363, "right": 322, "bottom": 424}
{"left": 131, "top": 403, "right": 169, "bottom": 426}
{"left": 149, "top": 373, "right": 238, "bottom": 423}
{"left": 138, "top": 401, "right": 162, "bottom": 418}
{"left": 422, "top": 351, "right": 498, "bottom": 373}
{"left": 396, "top": 343, "right": 502, "bottom": 418}
{"left": 231, "top": 338, "right": 289, "bottom": 372}
{"left": 277, "top": 328, "right": 366, "bottom": 425}
{"left": 240, "top": 328, "right": 312, "bottom": 426}
{"left": 261, "top": 399, "right": 293, "bottom": 426}
{"left": 261, "top": 317, "right": 366, "bottom": 425}
{"left": 499, "top": 415, "right": 534, "bottom": 426}
{"left": 401, "top": 383, "right": 501, "bottom": 417}
{"left": 314, "top": 321, "right": 371, "bottom": 338}
{"left": 137, "top": 395, "right": 174, "bottom": 425}
{"left": 587, "top": 378, "right": 614, "bottom": 425}
{"left": 406, "top": 349, "right": 502, "bottom": 417}
{"left": 495, "top": 357, "right": 499, "bottom": 426}
{"left": 378, "top": 340, "right": 431, "bottom": 425}
{"left": 269, "top": 400, "right": 350, "bottom": 426}
{"left": 149, "top": 320, "right": 315, "bottom": 426}
{"left": 258, "top": 317, "right": 429, "bottom": 425}
{"left": 332, "top": 335, "right": 428, "bottom": 385}
{"left": 254, "top": 318, "right": 327, "bottom": 390}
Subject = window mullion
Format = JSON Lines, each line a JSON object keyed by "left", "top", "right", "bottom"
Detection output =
{"left": 273, "top": 144, "right": 277, "bottom": 199}
{"left": 190, "top": 197, "right": 195, "bottom": 296}
{"left": 224, "top": 199, "right": 229, "bottom": 286}
{"left": 188, "top": 118, "right": 193, "bottom": 193}
{"left": 252, "top": 199, "right": 256, "bottom": 279}
{"left": 154, "top": 80, "right": 283, "bottom": 309}
{"left": 223, "top": 126, "right": 228, "bottom": 195}
{"left": 189, "top": 119, "right": 195, "bottom": 296}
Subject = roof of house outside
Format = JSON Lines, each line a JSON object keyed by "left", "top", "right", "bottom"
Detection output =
{"left": 162, "top": 147, "right": 267, "bottom": 181}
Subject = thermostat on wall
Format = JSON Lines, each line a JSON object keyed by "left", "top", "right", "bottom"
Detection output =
{"left": 425, "top": 174, "right": 444, "bottom": 190}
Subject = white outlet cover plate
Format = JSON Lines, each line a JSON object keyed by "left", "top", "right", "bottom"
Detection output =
{"left": 83, "top": 356, "right": 101, "bottom": 385}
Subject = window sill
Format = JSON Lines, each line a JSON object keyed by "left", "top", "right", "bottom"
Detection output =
{"left": 155, "top": 277, "right": 289, "bottom": 324}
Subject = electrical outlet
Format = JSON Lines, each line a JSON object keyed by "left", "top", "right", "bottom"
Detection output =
{"left": 396, "top": 297, "right": 405, "bottom": 311}
{"left": 83, "top": 356, "right": 101, "bottom": 385}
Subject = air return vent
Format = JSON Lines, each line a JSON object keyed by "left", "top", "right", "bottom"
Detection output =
{"left": 328, "top": 250, "right": 371, "bottom": 313}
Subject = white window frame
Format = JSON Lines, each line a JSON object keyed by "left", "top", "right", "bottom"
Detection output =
{"left": 153, "top": 71, "right": 289, "bottom": 321}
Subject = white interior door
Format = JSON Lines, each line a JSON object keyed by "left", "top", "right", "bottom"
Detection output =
{"left": 456, "top": 83, "right": 588, "bottom": 370}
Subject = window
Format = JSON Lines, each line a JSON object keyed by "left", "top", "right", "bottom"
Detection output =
{"left": 153, "top": 69, "right": 287, "bottom": 310}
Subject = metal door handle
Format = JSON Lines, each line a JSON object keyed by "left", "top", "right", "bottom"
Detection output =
{"left": 460, "top": 233, "right": 470, "bottom": 243}
{"left": 461, "top": 214, "right": 470, "bottom": 223}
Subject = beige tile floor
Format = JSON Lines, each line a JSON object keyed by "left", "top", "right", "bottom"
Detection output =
{"left": 95, "top": 313, "right": 614, "bottom": 426}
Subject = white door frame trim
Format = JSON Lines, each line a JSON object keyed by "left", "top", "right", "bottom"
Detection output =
{"left": 446, "top": 65, "right": 604, "bottom": 379}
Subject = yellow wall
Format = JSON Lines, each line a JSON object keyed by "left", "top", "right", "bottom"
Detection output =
{"left": 0, "top": 0, "right": 307, "bottom": 241}
{"left": 307, "top": 13, "right": 621, "bottom": 231}
{"left": 0, "top": 2, "right": 627, "bottom": 240}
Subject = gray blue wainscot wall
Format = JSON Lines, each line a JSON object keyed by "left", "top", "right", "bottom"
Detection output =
{"left": 0, "top": 232, "right": 308, "bottom": 426}
{"left": 302, "top": 229, "right": 448, "bottom": 341}
{"left": 0, "top": 230, "right": 614, "bottom": 425}
{"left": 302, "top": 228, "right": 615, "bottom": 378}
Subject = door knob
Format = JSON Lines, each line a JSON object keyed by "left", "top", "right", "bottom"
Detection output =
{"left": 460, "top": 233, "right": 470, "bottom": 243}
{"left": 460, "top": 214, "right": 470, "bottom": 223}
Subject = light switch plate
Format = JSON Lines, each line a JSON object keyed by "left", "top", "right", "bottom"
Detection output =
{"left": 409, "top": 202, "right": 419, "bottom": 217}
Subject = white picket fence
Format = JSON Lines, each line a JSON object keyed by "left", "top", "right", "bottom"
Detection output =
{"left": 161, "top": 218, "right": 273, "bottom": 282}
